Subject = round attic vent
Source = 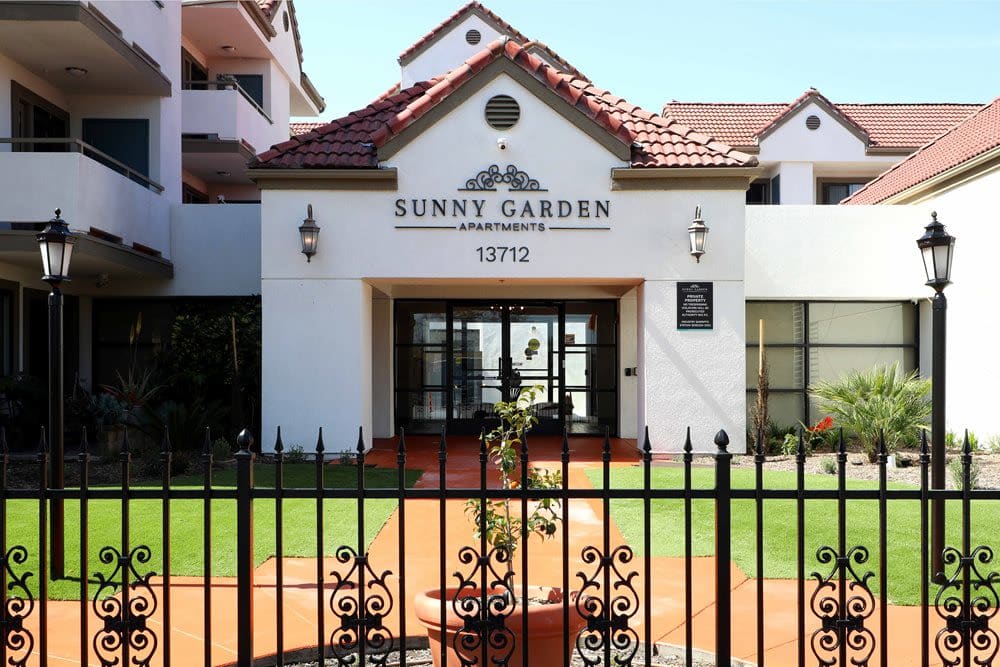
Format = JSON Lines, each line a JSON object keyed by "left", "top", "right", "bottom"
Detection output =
{"left": 485, "top": 94, "right": 520, "bottom": 130}
{"left": 806, "top": 115, "right": 821, "bottom": 130}
{"left": 466, "top": 29, "right": 482, "bottom": 45}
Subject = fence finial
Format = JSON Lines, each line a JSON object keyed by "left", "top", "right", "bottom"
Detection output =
{"left": 877, "top": 429, "right": 887, "bottom": 460}
{"left": 237, "top": 428, "right": 254, "bottom": 452}
{"left": 39, "top": 426, "right": 48, "bottom": 454}
{"left": 603, "top": 426, "right": 612, "bottom": 463}
{"left": 315, "top": 427, "right": 325, "bottom": 454}
{"left": 521, "top": 429, "right": 528, "bottom": 460}
{"left": 715, "top": 429, "right": 730, "bottom": 453}
{"left": 356, "top": 426, "right": 365, "bottom": 454}
{"left": 202, "top": 426, "right": 212, "bottom": 456}
{"left": 274, "top": 425, "right": 284, "bottom": 453}
{"left": 962, "top": 429, "right": 972, "bottom": 456}
{"left": 79, "top": 427, "right": 89, "bottom": 458}
{"left": 561, "top": 427, "right": 570, "bottom": 463}
{"left": 398, "top": 427, "right": 406, "bottom": 464}
{"left": 642, "top": 426, "right": 652, "bottom": 456}
{"left": 920, "top": 428, "right": 929, "bottom": 457}
{"left": 796, "top": 427, "right": 805, "bottom": 458}
{"left": 121, "top": 425, "right": 131, "bottom": 457}
{"left": 0, "top": 426, "right": 7, "bottom": 455}
{"left": 439, "top": 426, "right": 447, "bottom": 463}
{"left": 684, "top": 426, "right": 693, "bottom": 454}
{"left": 479, "top": 428, "right": 488, "bottom": 463}
{"left": 161, "top": 426, "right": 171, "bottom": 455}
{"left": 838, "top": 427, "right": 846, "bottom": 457}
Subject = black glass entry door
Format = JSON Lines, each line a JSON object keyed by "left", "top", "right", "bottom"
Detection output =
{"left": 450, "top": 303, "right": 563, "bottom": 435}
{"left": 394, "top": 300, "right": 617, "bottom": 436}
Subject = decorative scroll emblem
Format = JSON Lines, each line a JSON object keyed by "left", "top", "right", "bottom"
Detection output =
{"left": 809, "top": 545, "right": 877, "bottom": 666}
{"left": 451, "top": 545, "right": 516, "bottom": 666}
{"left": 934, "top": 546, "right": 1000, "bottom": 666}
{"left": 92, "top": 545, "right": 158, "bottom": 667}
{"left": 575, "top": 545, "right": 639, "bottom": 666}
{"left": 329, "top": 545, "right": 395, "bottom": 666}
{"left": 458, "top": 164, "right": 547, "bottom": 192}
{"left": 1, "top": 546, "right": 35, "bottom": 667}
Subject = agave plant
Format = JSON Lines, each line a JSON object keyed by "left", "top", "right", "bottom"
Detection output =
{"left": 810, "top": 362, "right": 930, "bottom": 462}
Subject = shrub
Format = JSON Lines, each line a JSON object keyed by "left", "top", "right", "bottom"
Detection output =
{"left": 810, "top": 363, "right": 930, "bottom": 462}
{"left": 949, "top": 455, "right": 981, "bottom": 490}
{"left": 946, "top": 430, "right": 979, "bottom": 452}
{"left": 820, "top": 457, "right": 837, "bottom": 475}
{"left": 284, "top": 445, "right": 306, "bottom": 463}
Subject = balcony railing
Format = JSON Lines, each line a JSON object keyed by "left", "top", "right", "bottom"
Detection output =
{"left": 0, "top": 138, "right": 164, "bottom": 193}
{"left": 182, "top": 78, "right": 273, "bottom": 125}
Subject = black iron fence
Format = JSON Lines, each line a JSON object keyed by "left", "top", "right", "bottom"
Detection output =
{"left": 0, "top": 424, "right": 997, "bottom": 667}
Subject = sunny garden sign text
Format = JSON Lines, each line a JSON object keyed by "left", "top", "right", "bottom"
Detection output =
{"left": 393, "top": 164, "right": 611, "bottom": 263}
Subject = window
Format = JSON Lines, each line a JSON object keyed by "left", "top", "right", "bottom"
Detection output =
{"left": 182, "top": 183, "right": 209, "bottom": 204}
{"left": 222, "top": 74, "right": 264, "bottom": 108}
{"left": 181, "top": 49, "right": 208, "bottom": 90}
{"left": 770, "top": 174, "right": 780, "bottom": 204}
{"left": 746, "top": 180, "right": 771, "bottom": 205}
{"left": 81, "top": 118, "right": 150, "bottom": 179}
{"left": 820, "top": 181, "right": 867, "bottom": 204}
{"left": 11, "top": 82, "right": 69, "bottom": 151}
{"left": 746, "top": 301, "right": 918, "bottom": 428}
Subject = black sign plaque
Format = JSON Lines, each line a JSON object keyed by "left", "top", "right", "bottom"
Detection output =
{"left": 677, "top": 282, "right": 713, "bottom": 330}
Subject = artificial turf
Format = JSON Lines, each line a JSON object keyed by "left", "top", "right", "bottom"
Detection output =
{"left": 584, "top": 464, "right": 999, "bottom": 606}
{"left": 5, "top": 463, "right": 421, "bottom": 599}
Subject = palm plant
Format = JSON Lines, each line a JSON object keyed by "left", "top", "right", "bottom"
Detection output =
{"left": 810, "top": 362, "right": 930, "bottom": 462}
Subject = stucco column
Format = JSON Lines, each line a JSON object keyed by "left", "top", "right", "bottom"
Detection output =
{"left": 637, "top": 280, "right": 746, "bottom": 453}
{"left": 262, "top": 279, "right": 373, "bottom": 453}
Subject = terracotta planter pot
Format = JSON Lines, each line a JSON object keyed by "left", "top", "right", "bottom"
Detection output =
{"left": 414, "top": 586, "right": 587, "bottom": 667}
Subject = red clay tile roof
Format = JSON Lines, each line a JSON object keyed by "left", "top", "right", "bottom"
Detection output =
{"left": 290, "top": 122, "right": 324, "bottom": 136}
{"left": 663, "top": 95, "right": 980, "bottom": 150}
{"left": 522, "top": 41, "right": 589, "bottom": 83}
{"left": 254, "top": 40, "right": 755, "bottom": 170}
{"left": 398, "top": 2, "right": 530, "bottom": 65}
{"left": 843, "top": 98, "right": 1000, "bottom": 205}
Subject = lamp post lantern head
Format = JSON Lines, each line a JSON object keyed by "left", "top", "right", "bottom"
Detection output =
{"left": 36, "top": 208, "right": 77, "bottom": 286}
{"left": 916, "top": 211, "right": 955, "bottom": 292}
{"left": 299, "top": 203, "right": 320, "bottom": 262}
{"left": 688, "top": 205, "right": 708, "bottom": 263}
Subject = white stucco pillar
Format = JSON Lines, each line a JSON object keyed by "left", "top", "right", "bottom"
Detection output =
{"left": 371, "top": 293, "right": 393, "bottom": 438}
{"left": 262, "top": 279, "right": 373, "bottom": 453}
{"left": 619, "top": 289, "right": 638, "bottom": 439}
{"left": 637, "top": 280, "right": 746, "bottom": 453}
{"left": 777, "top": 162, "right": 816, "bottom": 204}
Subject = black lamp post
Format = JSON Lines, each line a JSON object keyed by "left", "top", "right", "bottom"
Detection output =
{"left": 37, "top": 208, "right": 76, "bottom": 580}
{"left": 916, "top": 211, "right": 955, "bottom": 582}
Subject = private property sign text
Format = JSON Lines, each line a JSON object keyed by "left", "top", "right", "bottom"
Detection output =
{"left": 677, "top": 282, "right": 713, "bottom": 330}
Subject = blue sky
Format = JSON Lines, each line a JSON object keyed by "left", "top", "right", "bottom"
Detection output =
{"left": 294, "top": 0, "right": 998, "bottom": 121}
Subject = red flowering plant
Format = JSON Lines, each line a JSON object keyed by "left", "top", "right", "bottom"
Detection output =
{"left": 781, "top": 416, "right": 835, "bottom": 455}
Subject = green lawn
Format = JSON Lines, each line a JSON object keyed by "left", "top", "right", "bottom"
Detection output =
{"left": 585, "top": 465, "right": 1000, "bottom": 606}
{"left": 6, "top": 464, "right": 421, "bottom": 599}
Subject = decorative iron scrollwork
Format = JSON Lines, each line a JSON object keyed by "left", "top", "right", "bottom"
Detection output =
{"left": 329, "top": 545, "right": 395, "bottom": 666}
{"left": 451, "top": 544, "right": 516, "bottom": 666}
{"left": 934, "top": 545, "right": 1000, "bottom": 667}
{"left": 1, "top": 546, "right": 35, "bottom": 667}
{"left": 575, "top": 545, "right": 639, "bottom": 666}
{"left": 459, "top": 164, "right": 546, "bottom": 192}
{"left": 92, "top": 545, "right": 158, "bottom": 667}
{"left": 809, "top": 545, "right": 877, "bottom": 666}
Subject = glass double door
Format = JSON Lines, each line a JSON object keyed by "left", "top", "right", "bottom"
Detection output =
{"left": 451, "top": 303, "right": 563, "bottom": 435}
{"left": 393, "top": 299, "right": 618, "bottom": 436}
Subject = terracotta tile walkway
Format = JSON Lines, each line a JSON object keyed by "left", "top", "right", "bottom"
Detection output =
{"left": 30, "top": 436, "right": 954, "bottom": 666}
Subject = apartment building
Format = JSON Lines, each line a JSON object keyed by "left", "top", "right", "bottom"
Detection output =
{"left": 0, "top": 0, "right": 322, "bottom": 446}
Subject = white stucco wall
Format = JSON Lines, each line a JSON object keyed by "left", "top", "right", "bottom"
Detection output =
{"left": 911, "top": 168, "right": 1000, "bottom": 442}
{"left": 260, "top": 71, "right": 748, "bottom": 452}
{"left": 746, "top": 205, "right": 927, "bottom": 300}
{"left": 402, "top": 15, "right": 507, "bottom": 87}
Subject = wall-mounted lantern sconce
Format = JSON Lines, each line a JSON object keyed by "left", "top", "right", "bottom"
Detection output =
{"left": 299, "top": 204, "right": 320, "bottom": 262}
{"left": 688, "top": 205, "right": 708, "bottom": 263}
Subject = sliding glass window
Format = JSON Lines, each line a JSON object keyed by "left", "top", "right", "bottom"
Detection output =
{"left": 746, "top": 301, "right": 918, "bottom": 428}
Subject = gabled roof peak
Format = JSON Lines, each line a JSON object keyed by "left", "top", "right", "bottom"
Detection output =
{"left": 398, "top": 2, "right": 529, "bottom": 65}
{"left": 256, "top": 38, "right": 756, "bottom": 171}
{"left": 755, "top": 87, "right": 869, "bottom": 143}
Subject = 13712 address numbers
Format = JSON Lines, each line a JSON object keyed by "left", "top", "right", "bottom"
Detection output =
{"left": 476, "top": 246, "right": 529, "bottom": 262}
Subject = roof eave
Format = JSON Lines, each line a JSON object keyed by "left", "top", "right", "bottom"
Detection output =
{"left": 880, "top": 145, "right": 1000, "bottom": 205}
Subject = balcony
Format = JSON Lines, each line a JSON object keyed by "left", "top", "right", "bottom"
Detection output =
{"left": 0, "top": 138, "right": 170, "bottom": 271}
{"left": 182, "top": 79, "right": 282, "bottom": 154}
